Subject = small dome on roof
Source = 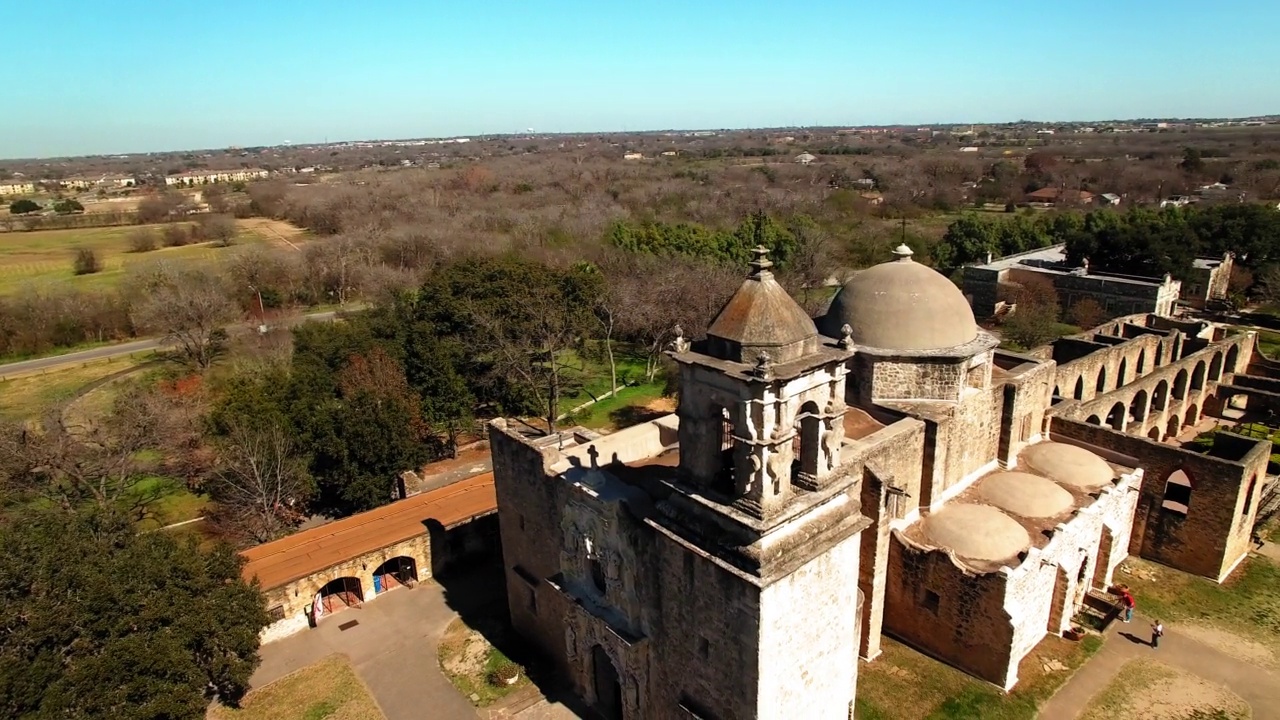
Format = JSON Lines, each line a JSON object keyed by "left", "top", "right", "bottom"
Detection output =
{"left": 921, "top": 503, "right": 1030, "bottom": 563}
{"left": 1021, "top": 443, "right": 1115, "bottom": 490}
{"left": 819, "top": 245, "right": 978, "bottom": 352}
{"left": 977, "top": 472, "right": 1075, "bottom": 518}
{"left": 704, "top": 246, "right": 818, "bottom": 364}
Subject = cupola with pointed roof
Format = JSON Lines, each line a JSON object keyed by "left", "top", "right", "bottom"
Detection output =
{"left": 704, "top": 246, "right": 820, "bottom": 364}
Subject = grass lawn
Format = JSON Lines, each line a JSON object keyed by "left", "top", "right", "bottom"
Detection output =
{"left": 437, "top": 616, "right": 530, "bottom": 707}
{"left": 0, "top": 354, "right": 150, "bottom": 420}
{"left": 209, "top": 655, "right": 384, "bottom": 720}
{"left": 1255, "top": 330, "right": 1280, "bottom": 360}
{"left": 1077, "top": 659, "right": 1249, "bottom": 720}
{"left": 856, "top": 635, "right": 1103, "bottom": 720}
{"left": 1114, "top": 556, "right": 1280, "bottom": 653}
{"left": 130, "top": 475, "right": 209, "bottom": 529}
{"left": 0, "top": 222, "right": 267, "bottom": 295}
{"left": 568, "top": 382, "right": 670, "bottom": 430}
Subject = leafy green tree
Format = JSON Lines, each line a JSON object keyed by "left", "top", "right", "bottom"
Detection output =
{"left": 8, "top": 199, "right": 39, "bottom": 214}
{"left": 1181, "top": 147, "right": 1205, "bottom": 174}
{"left": 52, "top": 198, "right": 83, "bottom": 214}
{"left": 0, "top": 509, "right": 269, "bottom": 718}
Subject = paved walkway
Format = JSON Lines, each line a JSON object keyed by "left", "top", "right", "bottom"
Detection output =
{"left": 253, "top": 580, "right": 478, "bottom": 720}
{"left": 1040, "top": 611, "right": 1280, "bottom": 720}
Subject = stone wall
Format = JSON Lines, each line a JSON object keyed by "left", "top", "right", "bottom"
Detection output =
{"left": 258, "top": 533, "right": 432, "bottom": 643}
{"left": 1050, "top": 418, "right": 1268, "bottom": 581}
{"left": 864, "top": 356, "right": 966, "bottom": 402}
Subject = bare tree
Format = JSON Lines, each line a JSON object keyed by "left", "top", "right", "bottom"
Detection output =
{"left": 210, "top": 422, "right": 313, "bottom": 543}
{"left": 200, "top": 214, "right": 238, "bottom": 247}
{"left": 132, "top": 268, "right": 238, "bottom": 370}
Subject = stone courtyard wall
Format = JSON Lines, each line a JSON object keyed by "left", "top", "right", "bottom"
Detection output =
{"left": 1050, "top": 418, "right": 1268, "bottom": 581}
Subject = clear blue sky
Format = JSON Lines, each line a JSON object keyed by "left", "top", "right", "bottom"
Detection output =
{"left": 4, "top": 0, "right": 1278, "bottom": 158}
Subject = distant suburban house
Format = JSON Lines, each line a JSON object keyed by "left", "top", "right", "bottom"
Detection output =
{"left": 0, "top": 181, "right": 35, "bottom": 197}
{"left": 859, "top": 191, "right": 884, "bottom": 205}
{"left": 794, "top": 152, "right": 817, "bottom": 165}
{"left": 623, "top": 152, "right": 644, "bottom": 161}
{"left": 1025, "top": 187, "right": 1095, "bottom": 205}
{"left": 1160, "top": 195, "right": 1195, "bottom": 208}
{"left": 165, "top": 169, "right": 269, "bottom": 187}
{"left": 1098, "top": 193, "right": 1122, "bottom": 206}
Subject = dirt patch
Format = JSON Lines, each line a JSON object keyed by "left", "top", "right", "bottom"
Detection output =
{"left": 643, "top": 397, "right": 676, "bottom": 414}
{"left": 1177, "top": 622, "right": 1277, "bottom": 668}
{"left": 437, "top": 616, "right": 529, "bottom": 707}
{"left": 440, "top": 624, "right": 491, "bottom": 677}
{"left": 1079, "top": 659, "right": 1251, "bottom": 720}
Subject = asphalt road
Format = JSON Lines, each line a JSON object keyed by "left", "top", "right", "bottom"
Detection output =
{"left": 0, "top": 309, "right": 343, "bottom": 379}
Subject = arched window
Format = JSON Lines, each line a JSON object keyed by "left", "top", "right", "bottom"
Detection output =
{"left": 1074, "top": 376, "right": 1085, "bottom": 400}
{"left": 1166, "top": 414, "right": 1181, "bottom": 439}
{"left": 792, "top": 401, "right": 821, "bottom": 487}
{"left": 713, "top": 405, "right": 735, "bottom": 495}
{"left": 1173, "top": 369, "right": 1189, "bottom": 400}
{"left": 1136, "top": 349, "right": 1147, "bottom": 376}
{"left": 1152, "top": 380, "right": 1169, "bottom": 411}
{"left": 1161, "top": 469, "right": 1193, "bottom": 515}
{"left": 1226, "top": 345, "right": 1241, "bottom": 375}
{"left": 1096, "top": 367, "right": 1108, "bottom": 393}
{"left": 1118, "top": 358, "right": 1128, "bottom": 386}
{"left": 1086, "top": 415, "right": 1102, "bottom": 425}
{"left": 1209, "top": 353, "right": 1224, "bottom": 382}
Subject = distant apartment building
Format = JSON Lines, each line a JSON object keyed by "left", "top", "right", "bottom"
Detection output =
{"left": 57, "top": 174, "right": 136, "bottom": 191}
{"left": 0, "top": 181, "right": 36, "bottom": 196}
{"left": 166, "top": 169, "right": 270, "bottom": 186}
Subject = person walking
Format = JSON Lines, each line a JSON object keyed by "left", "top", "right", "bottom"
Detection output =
{"left": 1151, "top": 620, "right": 1164, "bottom": 649}
{"left": 1123, "top": 592, "right": 1135, "bottom": 623}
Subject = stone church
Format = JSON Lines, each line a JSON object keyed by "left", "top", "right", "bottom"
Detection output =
{"left": 488, "top": 245, "right": 1264, "bottom": 719}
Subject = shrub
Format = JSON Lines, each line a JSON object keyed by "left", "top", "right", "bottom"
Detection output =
{"left": 488, "top": 662, "right": 520, "bottom": 686}
{"left": 162, "top": 224, "right": 191, "bottom": 247}
{"left": 72, "top": 247, "right": 102, "bottom": 275}
{"left": 127, "top": 228, "right": 158, "bottom": 253}
{"left": 200, "top": 214, "right": 238, "bottom": 247}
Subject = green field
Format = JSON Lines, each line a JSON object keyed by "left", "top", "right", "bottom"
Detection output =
{"left": 0, "top": 222, "right": 266, "bottom": 294}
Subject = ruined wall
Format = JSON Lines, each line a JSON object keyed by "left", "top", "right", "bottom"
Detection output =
{"left": 997, "top": 358, "right": 1057, "bottom": 464}
{"left": 1050, "top": 418, "right": 1267, "bottom": 581}
{"left": 257, "top": 533, "right": 432, "bottom": 644}
{"left": 883, "top": 541, "right": 1017, "bottom": 688}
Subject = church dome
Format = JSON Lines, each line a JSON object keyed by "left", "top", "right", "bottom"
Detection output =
{"left": 977, "top": 472, "right": 1075, "bottom": 518}
{"left": 921, "top": 503, "right": 1030, "bottom": 563}
{"left": 1020, "top": 442, "right": 1115, "bottom": 490}
{"left": 819, "top": 245, "right": 978, "bottom": 352}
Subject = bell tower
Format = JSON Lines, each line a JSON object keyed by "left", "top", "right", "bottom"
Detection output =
{"left": 669, "top": 247, "right": 852, "bottom": 519}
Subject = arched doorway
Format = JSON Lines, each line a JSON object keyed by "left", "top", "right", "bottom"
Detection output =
{"left": 1137, "top": 349, "right": 1147, "bottom": 376}
{"left": 1047, "top": 565, "right": 1070, "bottom": 634}
{"left": 1086, "top": 414, "right": 1102, "bottom": 426}
{"left": 1166, "top": 414, "right": 1181, "bottom": 439}
{"left": 1147, "top": 427, "right": 1161, "bottom": 441}
{"left": 1171, "top": 335, "right": 1183, "bottom": 362}
{"left": 1186, "top": 403, "right": 1200, "bottom": 425}
{"left": 591, "top": 646, "right": 623, "bottom": 720}
{"left": 315, "top": 577, "right": 364, "bottom": 619}
{"left": 1091, "top": 525, "right": 1115, "bottom": 589}
{"left": 1173, "top": 369, "right": 1189, "bottom": 400}
{"left": 1074, "top": 376, "right": 1085, "bottom": 400}
{"left": 1129, "top": 390, "right": 1148, "bottom": 425}
{"left": 1106, "top": 401, "right": 1126, "bottom": 431}
{"left": 1118, "top": 358, "right": 1128, "bottom": 386}
{"left": 372, "top": 556, "right": 418, "bottom": 594}
{"left": 1096, "top": 367, "right": 1108, "bottom": 394}
{"left": 1191, "top": 361, "right": 1207, "bottom": 392}
{"left": 1226, "top": 345, "right": 1240, "bottom": 375}
{"left": 1152, "top": 379, "right": 1169, "bottom": 411}
{"left": 1053, "top": 385, "right": 1061, "bottom": 399}
{"left": 1210, "top": 353, "right": 1224, "bottom": 382}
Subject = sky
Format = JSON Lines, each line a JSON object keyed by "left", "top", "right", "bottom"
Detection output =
{"left": 3, "top": 0, "right": 1279, "bottom": 159}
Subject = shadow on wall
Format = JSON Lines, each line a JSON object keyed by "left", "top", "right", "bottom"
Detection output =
{"left": 436, "top": 557, "right": 599, "bottom": 719}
